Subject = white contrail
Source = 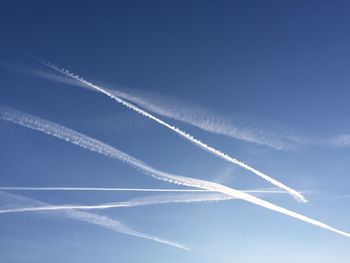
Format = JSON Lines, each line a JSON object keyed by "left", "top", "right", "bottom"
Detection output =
{"left": 0, "top": 186, "right": 209, "bottom": 192}
{"left": 40, "top": 61, "right": 306, "bottom": 203}
{"left": 0, "top": 62, "right": 305, "bottom": 150}
{"left": 15, "top": 64, "right": 297, "bottom": 151}
{"left": 0, "top": 191, "right": 188, "bottom": 250}
{"left": 1, "top": 106, "right": 349, "bottom": 238}
{"left": 0, "top": 192, "right": 236, "bottom": 214}
{"left": 105, "top": 88, "right": 303, "bottom": 151}
{"left": 0, "top": 190, "right": 292, "bottom": 214}
{"left": 0, "top": 186, "right": 287, "bottom": 194}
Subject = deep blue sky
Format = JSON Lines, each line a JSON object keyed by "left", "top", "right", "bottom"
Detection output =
{"left": 1, "top": 1, "right": 350, "bottom": 262}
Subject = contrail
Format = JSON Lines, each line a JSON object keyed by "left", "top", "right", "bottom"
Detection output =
{"left": 0, "top": 190, "right": 292, "bottom": 214}
{"left": 1, "top": 106, "right": 349, "bottom": 238}
{"left": 0, "top": 192, "right": 237, "bottom": 214}
{"left": 0, "top": 186, "right": 209, "bottom": 192}
{"left": 0, "top": 191, "right": 188, "bottom": 250}
{"left": 0, "top": 186, "right": 287, "bottom": 194}
{"left": 11, "top": 63, "right": 297, "bottom": 151}
{"left": 105, "top": 88, "right": 301, "bottom": 151}
{"left": 40, "top": 61, "right": 306, "bottom": 203}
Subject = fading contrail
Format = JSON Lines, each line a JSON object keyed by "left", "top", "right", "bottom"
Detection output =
{"left": 1, "top": 106, "right": 349, "bottom": 238}
{"left": 106, "top": 88, "right": 302, "bottom": 151}
{"left": 40, "top": 61, "right": 306, "bottom": 203}
{"left": 0, "top": 191, "right": 188, "bottom": 250}
{"left": 0, "top": 186, "right": 287, "bottom": 194}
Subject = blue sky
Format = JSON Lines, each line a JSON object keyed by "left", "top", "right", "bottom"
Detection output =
{"left": 0, "top": 1, "right": 350, "bottom": 262}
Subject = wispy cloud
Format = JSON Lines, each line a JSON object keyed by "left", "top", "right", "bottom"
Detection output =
{"left": 0, "top": 191, "right": 189, "bottom": 250}
{"left": 1, "top": 106, "right": 348, "bottom": 238}
{"left": 39, "top": 61, "right": 306, "bottom": 203}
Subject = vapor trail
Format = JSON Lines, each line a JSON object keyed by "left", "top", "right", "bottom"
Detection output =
{"left": 1, "top": 106, "right": 349, "bottom": 238}
{"left": 0, "top": 191, "right": 188, "bottom": 250}
{"left": 0, "top": 192, "right": 236, "bottom": 214}
{"left": 0, "top": 187, "right": 209, "bottom": 192}
{"left": 0, "top": 186, "right": 286, "bottom": 194}
{"left": 2, "top": 62, "right": 303, "bottom": 150}
{"left": 41, "top": 61, "right": 306, "bottom": 203}
{"left": 0, "top": 190, "right": 293, "bottom": 214}
{"left": 106, "top": 88, "right": 301, "bottom": 151}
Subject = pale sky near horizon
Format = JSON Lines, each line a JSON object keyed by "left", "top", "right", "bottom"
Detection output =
{"left": 1, "top": 1, "right": 350, "bottom": 262}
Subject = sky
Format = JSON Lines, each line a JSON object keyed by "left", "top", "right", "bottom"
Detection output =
{"left": 0, "top": 1, "right": 350, "bottom": 262}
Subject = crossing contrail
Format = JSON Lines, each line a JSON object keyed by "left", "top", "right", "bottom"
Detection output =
{"left": 0, "top": 192, "right": 236, "bottom": 214}
{"left": 106, "top": 88, "right": 302, "bottom": 151}
{"left": 0, "top": 191, "right": 188, "bottom": 250}
{"left": 0, "top": 186, "right": 287, "bottom": 193}
{"left": 40, "top": 61, "right": 306, "bottom": 203}
{"left": 1, "top": 106, "right": 349, "bottom": 238}
{"left": 1, "top": 61, "right": 300, "bottom": 150}
{"left": 0, "top": 190, "right": 297, "bottom": 215}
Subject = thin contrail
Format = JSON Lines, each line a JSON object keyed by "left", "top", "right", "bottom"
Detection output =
{"left": 0, "top": 190, "right": 295, "bottom": 214}
{"left": 1, "top": 106, "right": 349, "bottom": 238}
{"left": 0, "top": 186, "right": 287, "bottom": 193}
{"left": 40, "top": 61, "right": 306, "bottom": 203}
{"left": 0, "top": 192, "right": 237, "bottom": 214}
{"left": 0, "top": 191, "right": 188, "bottom": 250}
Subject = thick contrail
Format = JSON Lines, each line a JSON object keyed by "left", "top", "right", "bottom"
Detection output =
{"left": 0, "top": 186, "right": 286, "bottom": 194}
{"left": 41, "top": 62, "right": 306, "bottom": 203}
{"left": 0, "top": 191, "right": 188, "bottom": 250}
{"left": 1, "top": 106, "right": 349, "bottom": 238}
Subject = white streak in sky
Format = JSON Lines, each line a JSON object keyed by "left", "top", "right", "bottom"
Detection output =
{"left": 105, "top": 88, "right": 304, "bottom": 151}
{"left": 0, "top": 191, "right": 188, "bottom": 250}
{"left": 0, "top": 193, "right": 236, "bottom": 214}
{"left": 0, "top": 186, "right": 287, "bottom": 194}
{"left": 0, "top": 189, "right": 297, "bottom": 214}
{"left": 1, "top": 106, "right": 349, "bottom": 238}
{"left": 40, "top": 61, "right": 306, "bottom": 203}
{"left": 0, "top": 62, "right": 85, "bottom": 89}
